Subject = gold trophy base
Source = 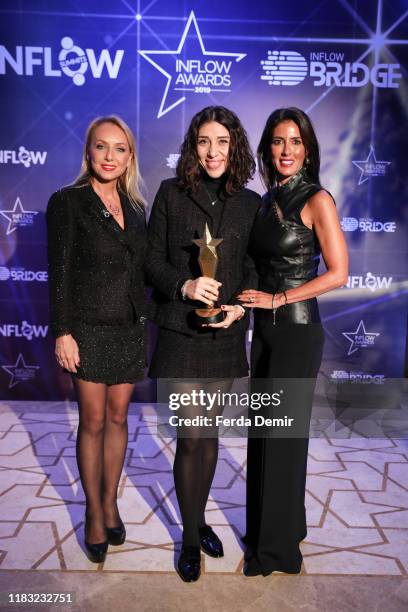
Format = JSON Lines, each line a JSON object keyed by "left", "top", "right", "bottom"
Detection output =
{"left": 195, "top": 307, "right": 225, "bottom": 325}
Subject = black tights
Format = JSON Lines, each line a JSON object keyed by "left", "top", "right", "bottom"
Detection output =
{"left": 168, "top": 379, "right": 233, "bottom": 547}
{"left": 74, "top": 379, "right": 134, "bottom": 543}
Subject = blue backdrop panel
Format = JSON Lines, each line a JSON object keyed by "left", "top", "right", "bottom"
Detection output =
{"left": 0, "top": 0, "right": 407, "bottom": 399}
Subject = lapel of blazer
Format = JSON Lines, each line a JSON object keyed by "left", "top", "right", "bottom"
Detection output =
{"left": 218, "top": 190, "right": 242, "bottom": 235}
{"left": 78, "top": 184, "right": 132, "bottom": 251}
{"left": 187, "top": 185, "right": 245, "bottom": 239}
{"left": 187, "top": 183, "right": 220, "bottom": 221}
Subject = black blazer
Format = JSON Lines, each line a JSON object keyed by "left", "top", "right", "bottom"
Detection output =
{"left": 145, "top": 178, "right": 260, "bottom": 337}
{"left": 46, "top": 184, "right": 147, "bottom": 338}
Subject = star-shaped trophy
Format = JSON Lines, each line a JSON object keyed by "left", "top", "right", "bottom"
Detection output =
{"left": 192, "top": 223, "right": 225, "bottom": 325}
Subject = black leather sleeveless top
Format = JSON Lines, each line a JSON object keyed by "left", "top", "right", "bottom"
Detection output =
{"left": 249, "top": 169, "right": 323, "bottom": 324}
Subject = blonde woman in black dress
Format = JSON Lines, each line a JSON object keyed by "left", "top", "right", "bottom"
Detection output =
{"left": 239, "top": 107, "right": 348, "bottom": 575}
{"left": 47, "top": 116, "right": 146, "bottom": 563}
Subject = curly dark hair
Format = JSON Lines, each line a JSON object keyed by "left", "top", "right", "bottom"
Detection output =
{"left": 257, "top": 107, "right": 321, "bottom": 190}
{"left": 176, "top": 106, "right": 255, "bottom": 194}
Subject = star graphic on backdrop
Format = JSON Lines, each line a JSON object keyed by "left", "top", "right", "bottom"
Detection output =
{"left": 342, "top": 320, "right": 380, "bottom": 356}
{"left": 0, "top": 197, "right": 38, "bottom": 235}
{"left": 138, "top": 11, "right": 246, "bottom": 118}
{"left": 352, "top": 146, "right": 391, "bottom": 185}
{"left": 1, "top": 353, "right": 40, "bottom": 389}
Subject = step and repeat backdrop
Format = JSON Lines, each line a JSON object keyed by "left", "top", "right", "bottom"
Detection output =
{"left": 0, "top": 0, "right": 407, "bottom": 399}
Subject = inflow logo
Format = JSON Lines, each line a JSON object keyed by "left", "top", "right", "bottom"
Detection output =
{"left": 139, "top": 11, "right": 246, "bottom": 118}
{"left": 0, "top": 321, "right": 48, "bottom": 341}
{"left": 260, "top": 50, "right": 402, "bottom": 89}
{"left": 0, "top": 36, "right": 124, "bottom": 86}
{"left": 0, "top": 146, "right": 47, "bottom": 167}
{"left": 346, "top": 273, "right": 392, "bottom": 292}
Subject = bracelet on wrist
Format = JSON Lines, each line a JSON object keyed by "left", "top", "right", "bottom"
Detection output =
{"left": 235, "top": 304, "right": 245, "bottom": 320}
{"left": 180, "top": 280, "right": 191, "bottom": 300}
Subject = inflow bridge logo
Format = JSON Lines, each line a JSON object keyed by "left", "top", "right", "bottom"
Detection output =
{"left": 261, "top": 50, "right": 402, "bottom": 89}
{"left": 261, "top": 51, "right": 308, "bottom": 86}
{"left": 0, "top": 36, "right": 124, "bottom": 85}
{"left": 139, "top": 11, "right": 246, "bottom": 118}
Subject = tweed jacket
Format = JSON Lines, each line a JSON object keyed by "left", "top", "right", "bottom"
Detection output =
{"left": 145, "top": 177, "right": 260, "bottom": 337}
{"left": 46, "top": 184, "right": 147, "bottom": 338}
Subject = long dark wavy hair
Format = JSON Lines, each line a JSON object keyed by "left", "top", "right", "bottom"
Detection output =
{"left": 176, "top": 106, "right": 255, "bottom": 194}
{"left": 257, "top": 107, "right": 320, "bottom": 190}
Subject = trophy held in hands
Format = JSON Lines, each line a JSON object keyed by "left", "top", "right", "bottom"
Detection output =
{"left": 192, "top": 223, "right": 225, "bottom": 325}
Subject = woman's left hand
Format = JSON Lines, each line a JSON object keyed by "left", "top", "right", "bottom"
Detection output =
{"left": 238, "top": 290, "right": 281, "bottom": 309}
{"left": 206, "top": 305, "right": 244, "bottom": 328}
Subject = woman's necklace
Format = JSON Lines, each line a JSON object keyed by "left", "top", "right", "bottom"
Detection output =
{"left": 105, "top": 201, "right": 121, "bottom": 216}
{"left": 202, "top": 182, "right": 218, "bottom": 206}
{"left": 94, "top": 185, "right": 122, "bottom": 216}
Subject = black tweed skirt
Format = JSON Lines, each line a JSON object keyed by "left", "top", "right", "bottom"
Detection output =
{"left": 149, "top": 327, "right": 248, "bottom": 379}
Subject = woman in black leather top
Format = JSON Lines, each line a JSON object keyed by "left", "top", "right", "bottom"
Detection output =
{"left": 47, "top": 116, "right": 147, "bottom": 563}
{"left": 239, "top": 107, "right": 348, "bottom": 575}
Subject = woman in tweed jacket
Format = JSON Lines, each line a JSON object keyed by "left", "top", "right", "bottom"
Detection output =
{"left": 146, "top": 106, "right": 260, "bottom": 581}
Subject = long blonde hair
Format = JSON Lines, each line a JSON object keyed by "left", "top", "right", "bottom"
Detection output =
{"left": 74, "top": 115, "right": 145, "bottom": 211}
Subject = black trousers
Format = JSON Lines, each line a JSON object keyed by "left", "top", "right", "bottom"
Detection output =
{"left": 245, "top": 317, "right": 324, "bottom": 575}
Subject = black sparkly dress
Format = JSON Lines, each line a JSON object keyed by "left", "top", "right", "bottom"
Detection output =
{"left": 47, "top": 184, "right": 147, "bottom": 385}
{"left": 244, "top": 169, "right": 325, "bottom": 575}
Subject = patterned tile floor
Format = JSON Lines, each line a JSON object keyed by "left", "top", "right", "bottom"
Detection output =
{"left": 1, "top": 401, "right": 408, "bottom": 576}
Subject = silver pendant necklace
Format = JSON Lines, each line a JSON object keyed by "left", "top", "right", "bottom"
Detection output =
{"left": 202, "top": 182, "right": 218, "bottom": 206}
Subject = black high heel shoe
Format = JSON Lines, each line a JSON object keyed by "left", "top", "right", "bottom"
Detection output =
{"left": 106, "top": 520, "right": 126, "bottom": 546}
{"left": 84, "top": 516, "right": 108, "bottom": 563}
{"left": 177, "top": 546, "right": 201, "bottom": 582}
{"left": 199, "top": 525, "right": 224, "bottom": 558}
{"left": 84, "top": 539, "right": 108, "bottom": 563}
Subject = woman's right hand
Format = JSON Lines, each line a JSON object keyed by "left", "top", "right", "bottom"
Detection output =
{"left": 55, "top": 334, "right": 80, "bottom": 373}
{"left": 183, "top": 277, "right": 221, "bottom": 307}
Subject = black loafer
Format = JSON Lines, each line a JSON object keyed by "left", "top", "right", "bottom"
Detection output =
{"left": 84, "top": 539, "right": 108, "bottom": 563}
{"left": 106, "top": 520, "right": 126, "bottom": 546}
{"left": 199, "top": 525, "right": 224, "bottom": 558}
{"left": 177, "top": 546, "right": 201, "bottom": 582}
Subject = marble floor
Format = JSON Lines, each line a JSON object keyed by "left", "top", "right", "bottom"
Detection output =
{"left": 0, "top": 401, "right": 407, "bottom": 609}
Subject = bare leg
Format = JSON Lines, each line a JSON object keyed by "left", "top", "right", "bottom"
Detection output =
{"left": 103, "top": 383, "right": 134, "bottom": 528}
{"left": 74, "top": 379, "right": 107, "bottom": 544}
